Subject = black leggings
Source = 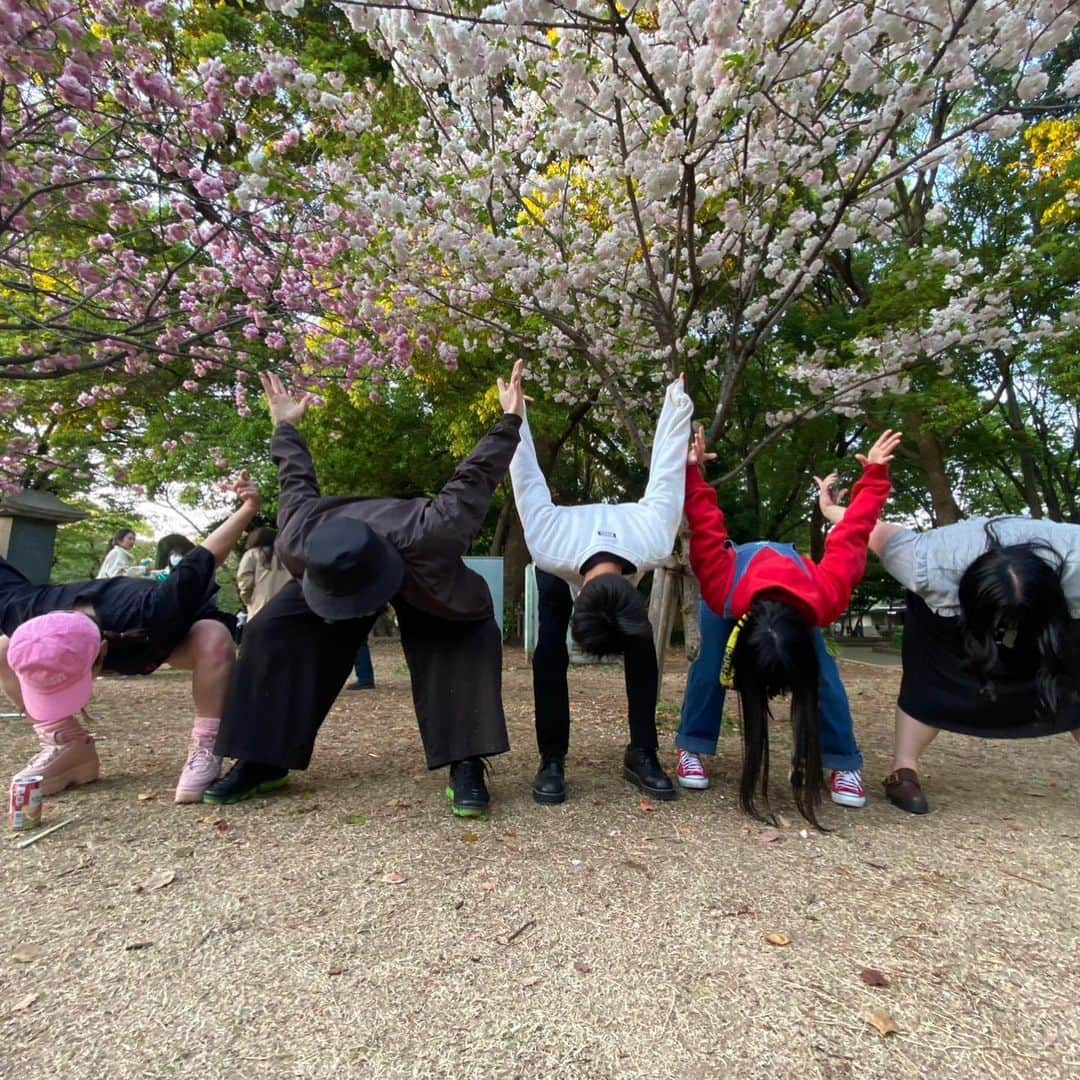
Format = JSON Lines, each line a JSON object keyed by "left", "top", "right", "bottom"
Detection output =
{"left": 532, "top": 569, "right": 659, "bottom": 757}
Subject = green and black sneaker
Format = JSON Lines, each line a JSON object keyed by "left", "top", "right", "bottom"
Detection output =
{"left": 446, "top": 757, "right": 490, "bottom": 818}
{"left": 203, "top": 761, "right": 288, "bottom": 805}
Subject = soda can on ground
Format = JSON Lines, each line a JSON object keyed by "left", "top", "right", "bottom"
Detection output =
{"left": 8, "top": 775, "right": 43, "bottom": 831}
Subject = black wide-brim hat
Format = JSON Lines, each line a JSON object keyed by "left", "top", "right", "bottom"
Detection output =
{"left": 301, "top": 517, "right": 405, "bottom": 622}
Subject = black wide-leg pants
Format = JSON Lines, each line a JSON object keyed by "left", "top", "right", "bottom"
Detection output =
{"left": 215, "top": 580, "right": 509, "bottom": 770}
{"left": 532, "top": 569, "right": 660, "bottom": 757}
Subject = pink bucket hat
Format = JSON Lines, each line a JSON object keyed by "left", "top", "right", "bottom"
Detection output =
{"left": 7, "top": 611, "right": 102, "bottom": 724}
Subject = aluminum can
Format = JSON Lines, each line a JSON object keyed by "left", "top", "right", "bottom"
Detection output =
{"left": 8, "top": 775, "right": 43, "bottom": 831}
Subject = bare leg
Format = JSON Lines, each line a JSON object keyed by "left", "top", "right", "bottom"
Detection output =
{"left": 892, "top": 706, "right": 940, "bottom": 772}
{"left": 165, "top": 619, "right": 236, "bottom": 718}
{"left": 0, "top": 635, "right": 26, "bottom": 712}
{"left": 1072, "top": 729, "right": 1080, "bottom": 746}
{"left": 167, "top": 620, "right": 236, "bottom": 803}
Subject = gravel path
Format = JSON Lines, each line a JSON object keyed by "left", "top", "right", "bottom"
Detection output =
{"left": 2, "top": 643, "right": 1077, "bottom": 1078}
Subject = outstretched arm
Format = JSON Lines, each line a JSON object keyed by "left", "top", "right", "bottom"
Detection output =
{"left": 815, "top": 467, "right": 906, "bottom": 558}
{"left": 508, "top": 415, "right": 554, "bottom": 529}
{"left": 813, "top": 431, "right": 901, "bottom": 617}
{"left": 507, "top": 360, "right": 556, "bottom": 534}
{"left": 425, "top": 360, "right": 525, "bottom": 553}
{"left": 684, "top": 427, "right": 736, "bottom": 613}
{"left": 200, "top": 474, "right": 262, "bottom": 568}
{"left": 260, "top": 372, "right": 322, "bottom": 530}
{"left": 640, "top": 375, "right": 695, "bottom": 517}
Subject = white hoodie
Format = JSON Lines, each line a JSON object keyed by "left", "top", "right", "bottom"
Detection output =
{"left": 510, "top": 378, "right": 695, "bottom": 592}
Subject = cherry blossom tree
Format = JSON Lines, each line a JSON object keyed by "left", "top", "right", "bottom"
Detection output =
{"left": 2, "top": 0, "right": 1078, "bottom": 494}
{"left": 0, "top": 0, "right": 404, "bottom": 488}
{"left": 317, "top": 0, "right": 1080, "bottom": 465}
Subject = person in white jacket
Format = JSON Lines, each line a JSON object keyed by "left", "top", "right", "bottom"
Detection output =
{"left": 96, "top": 529, "right": 136, "bottom": 578}
{"left": 511, "top": 374, "right": 695, "bottom": 804}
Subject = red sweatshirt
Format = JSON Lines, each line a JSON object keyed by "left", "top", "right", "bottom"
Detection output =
{"left": 684, "top": 463, "right": 893, "bottom": 627}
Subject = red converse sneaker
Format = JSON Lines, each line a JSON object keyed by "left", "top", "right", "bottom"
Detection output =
{"left": 676, "top": 749, "right": 709, "bottom": 790}
{"left": 828, "top": 769, "right": 866, "bottom": 808}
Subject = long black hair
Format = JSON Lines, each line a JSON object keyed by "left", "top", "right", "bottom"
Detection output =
{"left": 958, "top": 524, "right": 1069, "bottom": 717}
{"left": 105, "top": 528, "right": 135, "bottom": 552}
{"left": 732, "top": 597, "right": 825, "bottom": 827}
{"left": 245, "top": 526, "right": 278, "bottom": 567}
{"left": 570, "top": 573, "right": 652, "bottom": 656}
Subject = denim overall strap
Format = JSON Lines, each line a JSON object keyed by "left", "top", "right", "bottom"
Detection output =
{"left": 721, "top": 541, "right": 808, "bottom": 617}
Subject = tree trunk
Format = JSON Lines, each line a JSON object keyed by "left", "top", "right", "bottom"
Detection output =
{"left": 910, "top": 421, "right": 962, "bottom": 524}
{"left": 489, "top": 495, "right": 514, "bottom": 556}
{"left": 681, "top": 558, "right": 701, "bottom": 661}
{"left": 1000, "top": 368, "right": 1043, "bottom": 518}
{"left": 809, "top": 497, "right": 827, "bottom": 562}
{"left": 745, "top": 460, "right": 762, "bottom": 538}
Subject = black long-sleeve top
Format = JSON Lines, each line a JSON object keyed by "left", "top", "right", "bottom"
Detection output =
{"left": 271, "top": 414, "right": 522, "bottom": 621}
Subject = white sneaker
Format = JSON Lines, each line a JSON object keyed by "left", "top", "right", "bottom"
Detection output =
{"left": 175, "top": 739, "right": 222, "bottom": 804}
{"left": 828, "top": 769, "right": 866, "bottom": 808}
{"left": 676, "top": 750, "right": 709, "bottom": 790}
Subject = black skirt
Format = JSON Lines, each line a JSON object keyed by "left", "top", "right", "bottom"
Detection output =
{"left": 898, "top": 592, "right": 1080, "bottom": 738}
{"left": 216, "top": 580, "right": 509, "bottom": 771}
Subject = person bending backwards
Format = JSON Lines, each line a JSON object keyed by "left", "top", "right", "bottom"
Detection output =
{"left": 681, "top": 427, "right": 901, "bottom": 825}
{"left": 510, "top": 373, "right": 694, "bottom": 804}
{"left": 817, "top": 482, "right": 1080, "bottom": 814}
{"left": 204, "top": 364, "right": 526, "bottom": 818}
{"left": 0, "top": 475, "right": 259, "bottom": 803}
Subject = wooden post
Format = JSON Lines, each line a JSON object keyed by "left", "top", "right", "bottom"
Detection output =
{"left": 649, "top": 556, "right": 680, "bottom": 698}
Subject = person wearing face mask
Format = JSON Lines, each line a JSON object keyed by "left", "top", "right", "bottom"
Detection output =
{"left": 156, "top": 534, "right": 196, "bottom": 575}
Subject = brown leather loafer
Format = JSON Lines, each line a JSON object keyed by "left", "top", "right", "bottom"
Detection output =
{"left": 883, "top": 768, "right": 930, "bottom": 814}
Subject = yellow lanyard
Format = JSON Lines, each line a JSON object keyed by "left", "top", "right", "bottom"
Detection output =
{"left": 719, "top": 613, "right": 749, "bottom": 689}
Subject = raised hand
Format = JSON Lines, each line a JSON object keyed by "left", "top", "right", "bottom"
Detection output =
{"left": 856, "top": 429, "right": 903, "bottom": 468}
{"left": 497, "top": 358, "right": 531, "bottom": 417}
{"left": 687, "top": 424, "right": 717, "bottom": 473}
{"left": 812, "top": 471, "right": 848, "bottom": 524}
{"left": 222, "top": 470, "right": 262, "bottom": 512}
{"left": 259, "top": 371, "right": 316, "bottom": 428}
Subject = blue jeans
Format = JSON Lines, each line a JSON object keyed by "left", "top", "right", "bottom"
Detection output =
{"left": 676, "top": 600, "right": 863, "bottom": 771}
{"left": 353, "top": 643, "right": 375, "bottom": 688}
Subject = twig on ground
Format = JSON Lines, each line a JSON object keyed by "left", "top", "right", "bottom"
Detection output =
{"left": 16, "top": 816, "right": 77, "bottom": 848}
{"left": 56, "top": 858, "right": 93, "bottom": 877}
{"left": 1000, "top": 869, "right": 1053, "bottom": 891}
{"left": 662, "top": 988, "right": 676, "bottom": 1031}
{"left": 499, "top": 919, "right": 536, "bottom": 945}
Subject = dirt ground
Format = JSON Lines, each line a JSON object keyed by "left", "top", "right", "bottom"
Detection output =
{"left": 1, "top": 642, "right": 1077, "bottom": 1079}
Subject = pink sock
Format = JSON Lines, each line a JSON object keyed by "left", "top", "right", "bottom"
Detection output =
{"left": 191, "top": 716, "right": 220, "bottom": 743}
{"left": 34, "top": 714, "right": 86, "bottom": 737}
